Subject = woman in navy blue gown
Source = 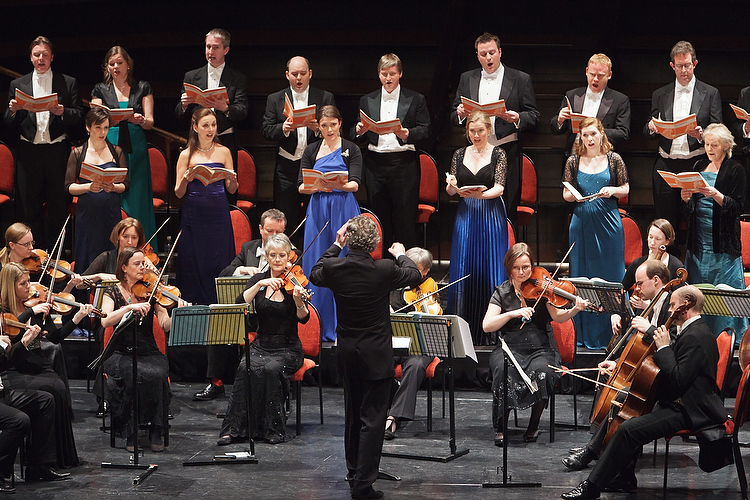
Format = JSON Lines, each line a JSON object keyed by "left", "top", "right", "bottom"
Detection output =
{"left": 175, "top": 108, "right": 237, "bottom": 305}
{"left": 446, "top": 110, "right": 508, "bottom": 345}
{"left": 65, "top": 107, "right": 129, "bottom": 274}
{"left": 563, "top": 117, "right": 629, "bottom": 348}
{"left": 298, "top": 105, "right": 361, "bottom": 342}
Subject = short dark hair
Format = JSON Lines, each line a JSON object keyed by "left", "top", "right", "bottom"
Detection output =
{"left": 85, "top": 107, "right": 111, "bottom": 129}
{"left": 670, "top": 40, "right": 696, "bottom": 63}
{"left": 474, "top": 32, "right": 500, "bottom": 51}
{"left": 639, "top": 259, "right": 671, "bottom": 285}
{"left": 260, "top": 208, "right": 286, "bottom": 228}
{"left": 29, "top": 36, "right": 53, "bottom": 54}
{"left": 206, "top": 28, "right": 230, "bottom": 47}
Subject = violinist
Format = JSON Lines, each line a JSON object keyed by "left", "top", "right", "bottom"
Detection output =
{"left": 563, "top": 286, "right": 727, "bottom": 500}
{"left": 218, "top": 234, "right": 308, "bottom": 445}
{"left": 100, "top": 247, "right": 171, "bottom": 453}
{"left": 483, "top": 243, "right": 588, "bottom": 447}
{"left": 0, "top": 323, "right": 66, "bottom": 486}
{"left": 563, "top": 260, "right": 676, "bottom": 472}
{"left": 385, "top": 247, "right": 437, "bottom": 440}
{"left": 80, "top": 217, "right": 147, "bottom": 285}
{"left": 0, "top": 262, "right": 93, "bottom": 469}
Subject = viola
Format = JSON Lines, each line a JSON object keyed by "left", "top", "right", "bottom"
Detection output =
{"left": 280, "top": 263, "right": 313, "bottom": 300}
{"left": 602, "top": 296, "right": 695, "bottom": 446}
{"left": 131, "top": 271, "right": 182, "bottom": 309}
{"left": 0, "top": 313, "right": 29, "bottom": 337}
{"left": 520, "top": 267, "right": 602, "bottom": 313}
{"left": 24, "top": 283, "right": 107, "bottom": 318}
{"left": 21, "top": 249, "right": 97, "bottom": 288}
{"left": 403, "top": 277, "right": 442, "bottom": 315}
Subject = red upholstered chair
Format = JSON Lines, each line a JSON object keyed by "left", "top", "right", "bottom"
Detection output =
{"left": 360, "top": 208, "right": 383, "bottom": 260}
{"left": 716, "top": 328, "right": 736, "bottom": 400}
{"left": 661, "top": 364, "right": 750, "bottom": 499}
{"left": 507, "top": 219, "right": 516, "bottom": 247}
{"left": 517, "top": 154, "right": 539, "bottom": 261}
{"left": 621, "top": 213, "right": 642, "bottom": 267}
{"left": 739, "top": 216, "right": 750, "bottom": 287}
{"left": 148, "top": 144, "right": 170, "bottom": 213}
{"left": 229, "top": 204, "right": 252, "bottom": 255}
{"left": 549, "top": 318, "right": 579, "bottom": 442}
{"left": 416, "top": 151, "right": 439, "bottom": 249}
{"left": 236, "top": 148, "right": 257, "bottom": 215}
{"left": 291, "top": 303, "right": 323, "bottom": 435}
{"left": 394, "top": 356, "right": 442, "bottom": 430}
{"left": 0, "top": 142, "right": 14, "bottom": 208}
{"left": 617, "top": 192, "right": 630, "bottom": 215}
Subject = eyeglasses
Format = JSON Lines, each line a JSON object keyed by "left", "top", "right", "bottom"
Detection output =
{"left": 14, "top": 240, "right": 35, "bottom": 248}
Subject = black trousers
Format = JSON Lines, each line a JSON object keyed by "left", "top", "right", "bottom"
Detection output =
{"left": 341, "top": 368, "right": 391, "bottom": 497}
{"left": 0, "top": 388, "right": 55, "bottom": 476}
{"left": 206, "top": 344, "right": 241, "bottom": 383}
{"left": 502, "top": 140, "right": 522, "bottom": 229}
{"left": 15, "top": 140, "right": 70, "bottom": 250}
{"left": 652, "top": 155, "right": 705, "bottom": 246}
{"left": 273, "top": 155, "right": 307, "bottom": 245}
{"left": 364, "top": 150, "right": 419, "bottom": 250}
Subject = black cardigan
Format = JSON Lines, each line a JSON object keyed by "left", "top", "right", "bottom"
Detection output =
{"left": 683, "top": 156, "right": 746, "bottom": 257}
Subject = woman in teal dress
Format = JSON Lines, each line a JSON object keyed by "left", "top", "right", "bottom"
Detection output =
{"left": 563, "top": 117, "right": 629, "bottom": 348}
{"left": 91, "top": 46, "right": 157, "bottom": 248}
{"left": 682, "top": 123, "right": 747, "bottom": 337}
{"left": 298, "top": 105, "right": 362, "bottom": 342}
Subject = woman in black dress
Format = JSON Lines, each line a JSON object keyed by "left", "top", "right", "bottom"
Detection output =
{"left": 219, "top": 233, "right": 309, "bottom": 445}
{"left": 483, "top": 243, "right": 588, "bottom": 446}
{"left": 0, "top": 262, "right": 93, "bottom": 468}
{"left": 100, "top": 247, "right": 171, "bottom": 452}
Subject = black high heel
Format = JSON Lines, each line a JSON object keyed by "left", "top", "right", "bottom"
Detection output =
{"left": 384, "top": 416, "right": 397, "bottom": 440}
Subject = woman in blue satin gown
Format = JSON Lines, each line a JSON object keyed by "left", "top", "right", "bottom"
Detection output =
{"left": 446, "top": 110, "right": 509, "bottom": 345}
{"left": 681, "top": 123, "right": 747, "bottom": 337}
{"left": 563, "top": 117, "right": 629, "bottom": 348}
{"left": 298, "top": 105, "right": 362, "bottom": 342}
{"left": 175, "top": 108, "right": 238, "bottom": 305}
{"left": 65, "top": 107, "right": 129, "bottom": 274}
{"left": 91, "top": 46, "right": 157, "bottom": 246}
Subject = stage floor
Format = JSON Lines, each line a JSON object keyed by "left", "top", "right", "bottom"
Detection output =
{"left": 15, "top": 380, "right": 749, "bottom": 499}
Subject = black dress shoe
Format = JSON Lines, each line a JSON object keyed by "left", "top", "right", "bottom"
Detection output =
{"left": 0, "top": 478, "right": 14, "bottom": 493}
{"left": 25, "top": 467, "right": 70, "bottom": 482}
{"left": 193, "top": 383, "right": 224, "bottom": 401}
{"left": 494, "top": 432, "right": 504, "bottom": 447}
{"left": 602, "top": 471, "right": 637, "bottom": 493}
{"left": 569, "top": 446, "right": 585, "bottom": 455}
{"left": 523, "top": 430, "right": 539, "bottom": 443}
{"left": 561, "top": 480, "right": 600, "bottom": 500}
{"left": 351, "top": 487, "right": 384, "bottom": 499}
{"left": 217, "top": 435, "right": 232, "bottom": 446}
{"left": 96, "top": 401, "right": 109, "bottom": 418}
{"left": 384, "top": 416, "right": 397, "bottom": 440}
{"left": 562, "top": 448, "right": 595, "bottom": 471}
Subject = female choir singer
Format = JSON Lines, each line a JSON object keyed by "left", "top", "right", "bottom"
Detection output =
{"left": 218, "top": 234, "right": 308, "bottom": 445}
{"left": 563, "top": 117, "right": 629, "bottom": 348}
{"left": 91, "top": 45, "right": 157, "bottom": 245}
{"left": 298, "top": 105, "right": 361, "bottom": 342}
{"left": 100, "top": 247, "right": 171, "bottom": 452}
{"left": 681, "top": 122, "right": 747, "bottom": 336}
{"left": 175, "top": 108, "right": 237, "bottom": 306}
{"left": 446, "top": 110, "right": 509, "bottom": 345}
{"left": 483, "top": 243, "right": 588, "bottom": 446}
{"left": 621, "top": 218, "right": 683, "bottom": 293}
{"left": 0, "top": 262, "right": 92, "bottom": 469}
{"left": 65, "top": 107, "right": 129, "bottom": 273}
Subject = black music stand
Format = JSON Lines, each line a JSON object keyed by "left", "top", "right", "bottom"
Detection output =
{"left": 562, "top": 277, "right": 628, "bottom": 317}
{"left": 383, "top": 313, "right": 473, "bottom": 463}
{"left": 90, "top": 311, "right": 159, "bottom": 485}
{"left": 482, "top": 339, "right": 541, "bottom": 489}
{"left": 695, "top": 284, "right": 750, "bottom": 318}
{"left": 168, "top": 304, "right": 258, "bottom": 466}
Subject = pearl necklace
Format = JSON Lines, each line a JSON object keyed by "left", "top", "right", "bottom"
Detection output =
{"left": 471, "top": 145, "right": 489, "bottom": 155}
{"left": 196, "top": 143, "right": 215, "bottom": 153}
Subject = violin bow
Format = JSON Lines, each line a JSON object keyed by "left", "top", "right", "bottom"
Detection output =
{"left": 142, "top": 217, "right": 171, "bottom": 250}
{"left": 145, "top": 229, "right": 182, "bottom": 306}
{"left": 281, "top": 219, "right": 330, "bottom": 281}
{"left": 287, "top": 214, "right": 308, "bottom": 241}
{"left": 393, "top": 274, "right": 470, "bottom": 313}
{"left": 501, "top": 338, "right": 537, "bottom": 393}
{"left": 39, "top": 214, "right": 71, "bottom": 278}
{"left": 520, "top": 242, "right": 575, "bottom": 329}
{"left": 547, "top": 365, "right": 626, "bottom": 393}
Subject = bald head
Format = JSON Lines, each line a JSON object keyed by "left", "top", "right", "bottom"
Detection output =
{"left": 286, "top": 56, "right": 312, "bottom": 93}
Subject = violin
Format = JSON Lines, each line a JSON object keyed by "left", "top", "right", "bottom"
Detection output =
{"left": 520, "top": 267, "right": 603, "bottom": 313}
{"left": 21, "top": 249, "right": 97, "bottom": 288}
{"left": 131, "top": 271, "right": 182, "bottom": 308}
{"left": 0, "top": 313, "right": 30, "bottom": 337}
{"left": 280, "top": 263, "right": 313, "bottom": 300}
{"left": 403, "top": 277, "right": 442, "bottom": 315}
{"left": 24, "top": 283, "right": 107, "bottom": 318}
{"left": 602, "top": 296, "right": 695, "bottom": 446}
{"left": 141, "top": 242, "right": 159, "bottom": 267}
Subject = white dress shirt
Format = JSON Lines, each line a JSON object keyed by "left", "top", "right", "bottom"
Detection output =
{"left": 368, "top": 85, "right": 413, "bottom": 153}
{"left": 581, "top": 88, "right": 604, "bottom": 118}
{"left": 666, "top": 76, "right": 701, "bottom": 158}
{"left": 207, "top": 62, "right": 225, "bottom": 90}
{"left": 279, "top": 87, "right": 309, "bottom": 161}
{"left": 31, "top": 69, "right": 62, "bottom": 144}
{"left": 232, "top": 244, "right": 267, "bottom": 276}
{"left": 478, "top": 65, "right": 504, "bottom": 144}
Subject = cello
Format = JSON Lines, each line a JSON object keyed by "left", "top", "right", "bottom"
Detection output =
{"left": 591, "top": 267, "right": 687, "bottom": 426}
{"left": 602, "top": 296, "right": 695, "bottom": 446}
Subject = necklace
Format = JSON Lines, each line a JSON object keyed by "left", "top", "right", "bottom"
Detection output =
{"left": 471, "top": 145, "right": 489, "bottom": 155}
{"left": 115, "top": 81, "right": 128, "bottom": 93}
{"left": 196, "top": 142, "right": 215, "bottom": 153}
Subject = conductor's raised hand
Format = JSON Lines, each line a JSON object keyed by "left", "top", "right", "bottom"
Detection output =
{"left": 335, "top": 221, "right": 349, "bottom": 247}
{"left": 388, "top": 242, "right": 405, "bottom": 257}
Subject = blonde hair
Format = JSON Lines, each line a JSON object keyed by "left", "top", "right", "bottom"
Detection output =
{"left": 465, "top": 110, "right": 492, "bottom": 142}
{"left": 703, "top": 123, "right": 736, "bottom": 159}
{"left": 573, "top": 117, "right": 613, "bottom": 156}
{"left": 587, "top": 53, "right": 612, "bottom": 72}
{"left": 0, "top": 262, "right": 29, "bottom": 313}
{"left": 0, "top": 223, "right": 31, "bottom": 265}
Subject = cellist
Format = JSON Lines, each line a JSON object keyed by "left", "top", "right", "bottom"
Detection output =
{"left": 562, "top": 260, "right": 676, "bottom": 473}
{"left": 562, "top": 285, "right": 728, "bottom": 500}
{"left": 384, "top": 247, "right": 438, "bottom": 440}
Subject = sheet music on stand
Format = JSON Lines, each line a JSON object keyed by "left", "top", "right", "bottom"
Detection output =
{"left": 390, "top": 313, "right": 425, "bottom": 355}
{"left": 215, "top": 276, "right": 253, "bottom": 304}
{"left": 695, "top": 284, "right": 750, "bottom": 318}
{"left": 168, "top": 304, "right": 250, "bottom": 347}
{"left": 92, "top": 279, "right": 119, "bottom": 310}
{"left": 562, "top": 277, "right": 628, "bottom": 316}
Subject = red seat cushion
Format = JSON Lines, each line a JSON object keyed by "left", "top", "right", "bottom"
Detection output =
{"left": 517, "top": 206, "right": 535, "bottom": 226}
